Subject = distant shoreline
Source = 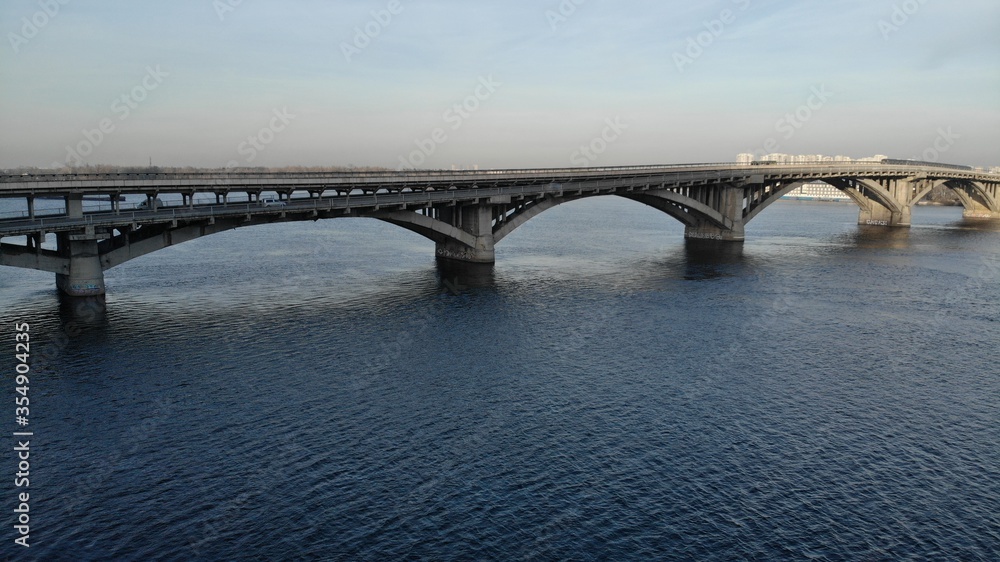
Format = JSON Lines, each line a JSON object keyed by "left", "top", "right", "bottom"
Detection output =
{"left": 780, "top": 198, "right": 962, "bottom": 207}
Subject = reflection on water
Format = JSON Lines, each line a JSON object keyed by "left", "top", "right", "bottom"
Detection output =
{"left": 58, "top": 293, "right": 107, "bottom": 327}
{"left": 956, "top": 216, "right": 1000, "bottom": 232}
{"left": 952, "top": 217, "right": 1000, "bottom": 232}
{"left": 683, "top": 238, "right": 745, "bottom": 262}
{"left": 681, "top": 239, "right": 746, "bottom": 280}
{"left": 436, "top": 258, "right": 496, "bottom": 293}
{"left": 841, "top": 225, "right": 912, "bottom": 249}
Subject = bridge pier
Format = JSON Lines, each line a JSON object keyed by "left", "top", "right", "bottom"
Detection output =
{"left": 962, "top": 208, "right": 1000, "bottom": 220}
{"left": 858, "top": 204, "right": 911, "bottom": 227}
{"left": 55, "top": 235, "right": 106, "bottom": 297}
{"left": 435, "top": 205, "right": 496, "bottom": 264}
{"left": 67, "top": 193, "right": 84, "bottom": 218}
{"left": 683, "top": 185, "right": 745, "bottom": 242}
{"left": 849, "top": 178, "right": 913, "bottom": 227}
{"left": 958, "top": 198, "right": 1000, "bottom": 220}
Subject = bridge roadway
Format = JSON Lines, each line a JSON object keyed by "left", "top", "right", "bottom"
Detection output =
{"left": 1, "top": 162, "right": 998, "bottom": 297}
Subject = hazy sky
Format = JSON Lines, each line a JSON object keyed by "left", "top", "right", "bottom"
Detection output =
{"left": 1, "top": 0, "right": 997, "bottom": 169}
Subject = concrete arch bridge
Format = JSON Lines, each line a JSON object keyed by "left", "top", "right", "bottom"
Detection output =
{"left": 1, "top": 162, "right": 997, "bottom": 296}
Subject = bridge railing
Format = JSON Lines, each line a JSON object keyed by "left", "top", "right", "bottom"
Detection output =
{"left": 0, "top": 192, "right": 274, "bottom": 220}
{"left": 0, "top": 188, "right": 479, "bottom": 234}
{"left": 0, "top": 181, "right": 576, "bottom": 235}
{"left": 0, "top": 162, "right": 752, "bottom": 183}
{"left": 5, "top": 160, "right": 931, "bottom": 183}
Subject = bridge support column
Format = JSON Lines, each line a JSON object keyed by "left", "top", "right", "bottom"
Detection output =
{"left": 855, "top": 179, "right": 911, "bottom": 227}
{"left": 961, "top": 200, "right": 999, "bottom": 219}
{"left": 55, "top": 234, "right": 106, "bottom": 297}
{"left": 66, "top": 193, "right": 84, "bottom": 218}
{"left": 858, "top": 203, "right": 910, "bottom": 227}
{"left": 684, "top": 186, "right": 745, "bottom": 242}
{"left": 436, "top": 205, "right": 495, "bottom": 264}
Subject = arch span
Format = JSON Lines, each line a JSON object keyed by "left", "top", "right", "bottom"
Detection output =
{"left": 375, "top": 189, "right": 741, "bottom": 260}
{"left": 936, "top": 180, "right": 999, "bottom": 218}
{"left": 374, "top": 210, "right": 477, "bottom": 248}
{"left": 621, "top": 190, "right": 732, "bottom": 230}
{"left": 100, "top": 220, "right": 243, "bottom": 270}
{"left": 491, "top": 190, "right": 732, "bottom": 243}
{"left": 743, "top": 181, "right": 807, "bottom": 224}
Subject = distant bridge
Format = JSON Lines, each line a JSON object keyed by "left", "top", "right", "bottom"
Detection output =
{"left": 1, "top": 162, "right": 998, "bottom": 296}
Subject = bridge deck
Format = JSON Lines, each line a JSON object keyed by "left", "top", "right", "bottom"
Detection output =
{"left": 0, "top": 185, "right": 557, "bottom": 236}
{"left": 1, "top": 163, "right": 996, "bottom": 197}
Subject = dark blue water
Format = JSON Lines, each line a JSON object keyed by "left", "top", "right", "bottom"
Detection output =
{"left": 1, "top": 200, "right": 998, "bottom": 560}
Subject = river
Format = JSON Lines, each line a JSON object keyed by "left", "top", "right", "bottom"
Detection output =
{"left": 1, "top": 199, "right": 998, "bottom": 560}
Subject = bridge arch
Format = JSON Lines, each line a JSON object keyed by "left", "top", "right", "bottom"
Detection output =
{"left": 493, "top": 196, "right": 566, "bottom": 243}
{"left": 370, "top": 188, "right": 739, "bottom": 261}
{"left": 742, "top": 177, "right": 915, "bottom": 228}
{"left": 95, "top": 192, "right": 702, "bottom": 273}
{"left": 824, "top": 177, "right": 906, "bottom": 216}
{"left": 925, "top": 180, "right": 1000, "bottom": 217}
{"left": 620, "top": 191, "right": 731, "bottom": 230}
{"left": 374, "top": 211, "right": 478, "bottom": 248}
{"left": 490, "top": 190, "right": 731, "bottom": 244}
{"left": 743, "top": 181, "right": 807, "bottom": 224}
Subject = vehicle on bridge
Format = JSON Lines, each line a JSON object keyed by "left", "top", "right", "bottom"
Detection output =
{"left": 137, "top": 198, "right": 163, "bottom": 210}
{"left": 259, "top": 197, "right": 286, "bottom": 208}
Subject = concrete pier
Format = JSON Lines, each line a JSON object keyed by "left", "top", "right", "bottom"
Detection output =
{"left": 55, "top": 237, "right": 106, "bottom": 297}
{"left": 858, "top": 203, "right": 911, "bottom": 227}
{"left": 435, "top": 205, "right": 496, "bottom": 264}
{"left": 683, "top": 185, "right": 746, "bottom": 242}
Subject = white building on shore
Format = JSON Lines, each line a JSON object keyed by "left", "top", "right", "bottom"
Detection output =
{"left": 737, "top": 153, "right": 888, "bottom": 164}
{"left": 781, "top": 181, "right": 851, "bottom": 202}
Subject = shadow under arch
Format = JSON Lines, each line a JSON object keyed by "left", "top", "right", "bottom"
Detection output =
{"left": 494, "top": 191, "right": 731, "bottom": 245}
{"left": 742, "top": 178, "right": 892, "bottom": 226}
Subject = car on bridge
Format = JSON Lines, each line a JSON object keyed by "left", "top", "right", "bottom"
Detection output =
{"left": 137, "top": 198, "right": 163, "bottom": 210}
{"left": 259, "top": 197, "right": 286, "bottom": 208}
